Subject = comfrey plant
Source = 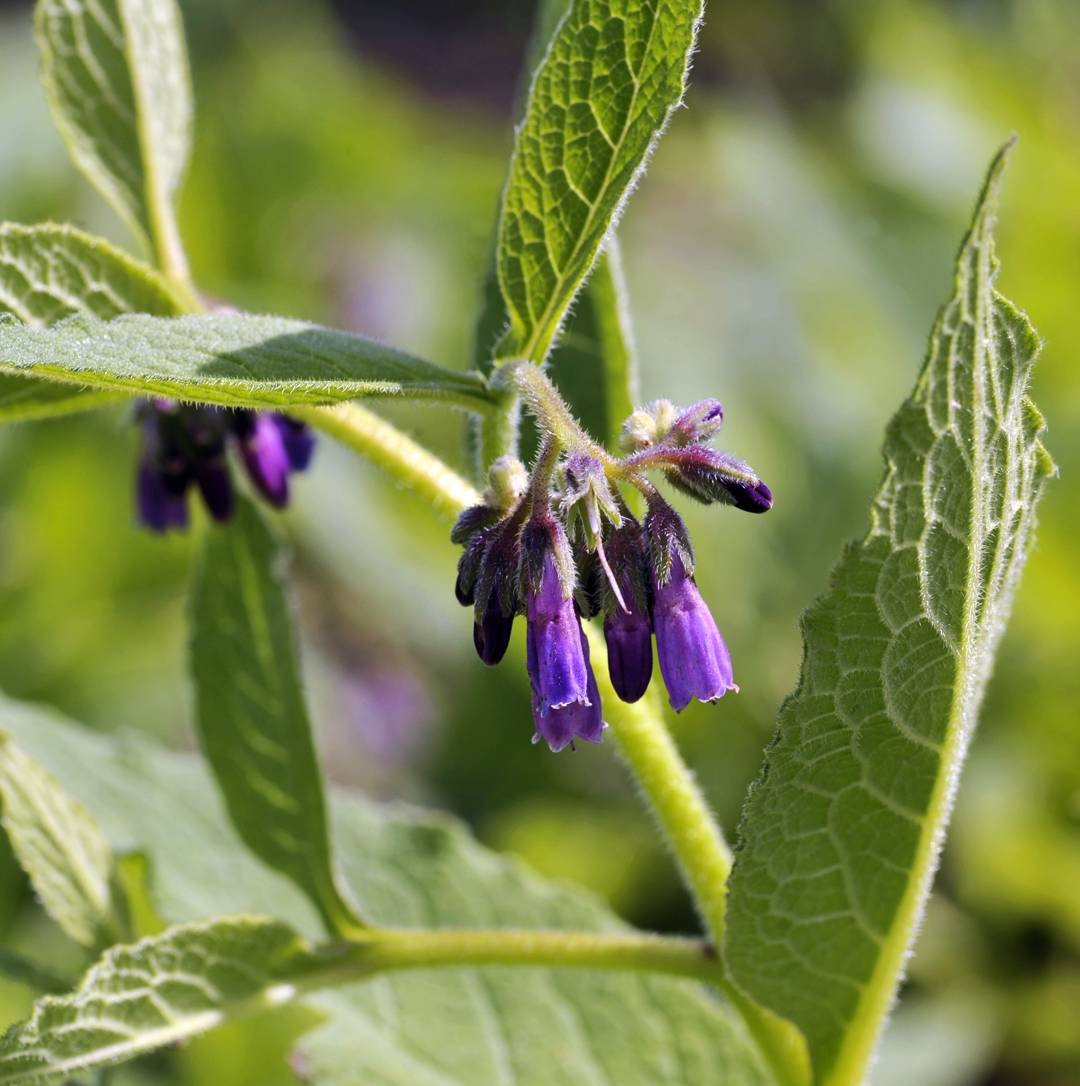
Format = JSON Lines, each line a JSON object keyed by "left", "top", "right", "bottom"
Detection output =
{"left": 0, "top": 2, "right": 1054, "bottom": 1086}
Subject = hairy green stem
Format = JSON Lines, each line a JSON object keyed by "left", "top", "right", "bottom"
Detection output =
{"left": 335, "top": 928, "right": 722, "bottom": 985}
{"left": 293, "top": 403, "right": 481, "bottom": 519}
{"left": 582, "top": 627, "right": 733, "bottom": 934}
{"left": 497, "top": 360, "right": 607, "bottom": 458}
{"left": 475, "top": 392, "right": 522, "bottom": 478}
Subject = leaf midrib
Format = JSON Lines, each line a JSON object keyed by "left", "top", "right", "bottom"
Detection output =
{"left": 822, "top": 201, "right": 996, "bottom": 1086}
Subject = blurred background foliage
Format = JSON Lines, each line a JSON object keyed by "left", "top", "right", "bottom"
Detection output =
{"left": 0, "top": 1, "right": 1076, "bottom": 1083}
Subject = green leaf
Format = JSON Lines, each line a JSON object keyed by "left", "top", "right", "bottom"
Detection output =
{"left": 0, "top": 733, "right": 124, "bottom": 949}
{"left": 725, "top": 142, "right": 1054, "bottom": 1085}
{"left": 0, "top": 699, "right": 773, "bottom": 1086}
{"left": 190, "top": 498, "right": 364, "bottom": 938}
{"left": 35, "top": 0, "right": 193, "bottom": 277}
{"left": 0, "top": 312, "right": 493, "bottom": 410}
{"left": 0, "top": 916, "right": 317, "bottom": 1084}
{"left": 0, "top": 223, "right": 181, "bottom": 423}
{"left": 495, "top": 0, "right": 703, "bottom": 363}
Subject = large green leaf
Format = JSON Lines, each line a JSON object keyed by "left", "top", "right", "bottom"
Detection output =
{"left": 495, "top": 0, "right": 703, "bottom": 364}
{"left": 0, "top": 917, "right": 316, "bottom": 1084}
{"left": 0, "top": 733, "right": 124, "bottom": 949}
{"left": 0, "top": 223, "right": 181, "bottom": 423}
{"left": 35, "top": 0, "right": 192, "bottom": 273}
{"left": 0, "top": 698, "right": 772, "bottom": 1086}
{"left": 0, "top": 312, "right": 493, "bottom": 410}
{"left": 725, "top": 143, "right": 1054, "bottom": 1085}
{"left": 190, "top": 499, "right": 364, "bottom": 937}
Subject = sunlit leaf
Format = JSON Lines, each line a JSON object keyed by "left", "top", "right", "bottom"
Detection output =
{"left": 0, "top": 312, "right": 494, "bottom": 410}
{"left": 0, "top": 699, "right": 773, "bottom": 1086}
{"left": 0, "top": 733, "right": 124, "bottom": 949}
{"left": 190, "top": 499, "right": 365, "bottom": 937}
{"left": 0, "top": 917, "right": 316, "bottom": 1084}
{"left": 35, "top": 0, "right": 192, "bottom": 272}
{"left": 495, "top": 0, "right": 703, "bottom": 364}
{"left": 0, "top": 223, "right": 180, "bottom": 423}
{"left": 725, "top": 142, "right": 1054, "bottom": 1085}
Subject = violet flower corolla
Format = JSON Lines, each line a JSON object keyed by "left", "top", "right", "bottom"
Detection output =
{"left": 135, "top": 401, "right": 315, "bottom": 532}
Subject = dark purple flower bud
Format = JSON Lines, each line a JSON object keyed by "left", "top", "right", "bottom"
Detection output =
{"left": 600, "top": 518, "right": 653, "bottom": 702}
{"left": 669, "top": 399, "right": 724, "bottom": 446}
{"left": 136, "top": 457, "right": 188, "bottom": 532}
{"left": 661, "top": 446, "right": 772, "bottom": 514}
{"left": 233, "top": 410, "right": 291, "bottom": 507}
{"left": 134, "top": 401, "right": 191, "bottom": 532}
{"left": 470, "top": 512, "right": 524, "bottom": 665}
{"left": 652, "top": 551, "right": 735, "bottom": 712}
{"left": 196, "top": 458, "right": 234, "bottom": 523}
{"left": 529, "top": 624, "right": 605, "bottom": 752}
{"left": 473, "top": 601, "right": 515, "bottom": 666}
{"left": 273, "top": 415, "right": 316, "bottom": 471}
{"left": 604, "top": 606, "right": 653, "bottom": 703}
{"left": 525, "top": 550, "right": 590, "bottom": 714}
{"left": 451, "top": 503, "right": 502, "bottom": 546}
{"left": 455, "top": 530, "right": 488, "bottom": 606}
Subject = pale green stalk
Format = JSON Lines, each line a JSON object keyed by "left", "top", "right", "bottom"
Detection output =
{"left": 293, "top": 402, "right": 481, "bottom": 518}
{"left": 342, "top": 928, "right": 722, "bottom": 985}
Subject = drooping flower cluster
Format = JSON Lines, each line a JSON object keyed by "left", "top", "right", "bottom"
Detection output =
{"left": 135, "top": 400, "right": 315, "bottom": 532}
{"left": 452, "top": 397, "right": 771, "bottom": 751}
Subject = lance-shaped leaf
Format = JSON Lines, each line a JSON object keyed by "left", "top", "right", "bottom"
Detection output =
{"left": 0, "top": 312, "right": 493, "bottom": 410}
{"left": 36, "top": 0, "right": 192, "bottom": 276}
{"left": 0, "top": 733, "right": 125, "bottom": 949}
{"left": 190, "top": 499, "right": 365, "bottom": 938}
{"left": 495, "top": 0, "right": 703, "bottom": 364}
{"left": 0, "top": 698, "right": 774, "bottom": 1086}
{"left": 725, "top": 142, "right": 1054, "bottom": 1085}
{"left": 0, "top": 917, "right": 318, "bottom": 1084}
{"left": 0, "top": 223, "right": 181, "bottom": 423}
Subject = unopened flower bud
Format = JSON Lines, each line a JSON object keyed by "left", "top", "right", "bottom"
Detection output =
{"left": 669, "top": 399, "right": 724, "bottom": 446}
{"left": 619, "top": 399, "right": 679, "bottom": 452}
{"left": 483, "top": 455, "right": 529, "bottom": 511}
{"left": 471, "top": 514, "right": 524, "bottom": 666}
{"left": 601, "top": 519, "right": 653, "bottom": 703}
{"left": 662, "top": 446, "right": 772, "bottom": 513}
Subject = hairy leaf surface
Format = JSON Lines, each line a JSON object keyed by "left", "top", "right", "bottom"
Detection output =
{"left": 36, "top": 0, "right": 192, "bottom": 268}
{"left": 0, "top": 917, "right": 315, "bottom": 1084}
{"left": 0, "top": 699, "right": 772, "bottom": 1086}
{"left": 190, "top": 499, "right": 364, "bottom": 937}
{"left": 0, "top": 223, "right": 180, "bottom": 422}
{"left": 0, "top": 313, "right": 493, "bottom": 409}
{"left": 0, "top": 734, "right": 123, "bottom": 949}
{"left": 725, "top": 144, "right": 1053, "bottom": 1084}
{"left": 496, "top": 0, "right": 703, "bottom": 363}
